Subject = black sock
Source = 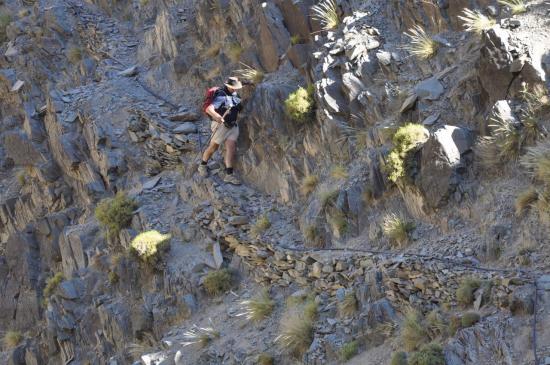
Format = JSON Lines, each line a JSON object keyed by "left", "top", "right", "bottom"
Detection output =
{"left": 201, "top": 160, "right": 208, "bottom": 165}
{"left": 226, "top": 167, "right": 234, "bottom": 175}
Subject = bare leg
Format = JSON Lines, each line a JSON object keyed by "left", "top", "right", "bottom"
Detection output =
{"left": 224, "top": 139, "right": 237, "bottom": 169}
{"left": 202, "top": 142, "right": 219, "bottom": 162}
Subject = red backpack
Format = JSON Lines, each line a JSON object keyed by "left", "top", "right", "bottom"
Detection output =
{"left": 202, "top": 86, "right": 222, "bottom": 115}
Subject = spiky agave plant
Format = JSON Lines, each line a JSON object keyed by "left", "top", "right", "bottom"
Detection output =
{"left": 520, "top": 140, "right": 550, "bottom": 185}
{"left": 458, "top": 8, "right": 496, "bottom": 34}
{"left": 498, "top": 0, "right": 527, "bottom": 14}
{"left": 488, "top": 112, "right": 523, "bottom": 160}
{"left": 382, "top": 213, "right": 415, "bottom": 247}
{"left": 402, "top": 25, "right": 438, "bottom": 60}
{"left": 311, "top": 0, "right": 339, "bottom": 31}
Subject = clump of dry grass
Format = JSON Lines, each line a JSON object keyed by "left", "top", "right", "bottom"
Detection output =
{"left": 304, "top": 224, "right": 323, "bottom": 248}
{"left": 402, "top": 25, "right": 438, "bottom": 60}
{"left": 382, "top": 213, "right": 415, "bottom": 247}
{"left": 458, "top": 8, "right": 496, "bottom": 34}
{"left": 318, "top": 185, "right": 339, "bottom": 209}
{"left": 338, "top": 291, "right": 358, "bottom": 318}
{"left": 250, "top": 215, "right": 271, "bottom": 236}
{"left": 515, "top": 187, "right": 538, "bottom": 216}
{"left": 330, "top": 165, "right": 349, "bottom": 180}
{"left": 235, "top": 62, "right": 264, "bottom": 84}
{"left": 498, "top": 0, "right": 527, "bottom": 14}
{"left": 456, "top": 277, "right": 481, "bottom": 307}
{"left": 476, "top": 112, "right": 523, "bottom": 168}
{"left": 257, "top": 353, "right": 274, "bottom": 365}
{"left": 311, "top": 0, "right": 339, "bottom": 31}
{"left": 181, "top": 324, "right": 220, "bottom": 348}
{"left": 227, "top": 42, "right": 243, "bottom": 63}
{"left": 277, "top": 295, "right": 318, "bottom": 356}
{"left": 3, "top": 331, "right": 23, "bottom": 349}
{"left": 401, "top": 308, "right": 429, "bottom": 351}
{"left": 521, "top": 140, "right": 550, "bottom": 185}
{"left": 236, "top": 289, "right": 275, "bottom": 321}
{"left": 301, "top": 175, "right": 319, "bottom": 196}
{"left": 203, "top": 269, "right": 233, "bottom": 296}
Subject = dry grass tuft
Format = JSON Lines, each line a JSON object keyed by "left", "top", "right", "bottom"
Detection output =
{"left": 301, "top": 175, "right": 319, "bottom": 196}
{"left": 456, "top": 277, "right": 481, "bottom": 307}
{"left": 340, "top": 340, "right": 358, "bottom": 362}
{"left": 521, "top": 140, "right": 550, "bottom": 185}
{"left": 498, "top": 0, "right": 527, "bottom": 14}
{"left": 250, "top": 215, "right": 271, "bottom": 236}
{"left": 330, "top": 165, "right": 349, "bottom": 180}
{"left": 318, "top": 185, "right": 339, "bottom": 209}
{"left": 203, "top": 269, "right": 233, "bottom": 296}
{"left": 409, "top": 343, "right": 445, "bottom": 365}
{"left": 95, "top": 192, "right": 137, "bottom": 239}
{"left": 257, "top": 353, "right": 274, "bottom": 365}
{"left": 237, "top": 289, "right": 275, "bottom": 321}
{"left": 458, "top": 8, "right": 496, "bottom": 34}
{"left": 402, "top": 25, "right": 438, "bottom": 60}
{"left": 382, "top": 213, "right": 415, "bottom": 247}
{"left": 515, "top": 187, "right": 538, "bottom": 216}
{"left": 234, "top": 62, "right": 264, "bottom": 84}
{"left": 277, "top": 297, "right": 317, "bottom": 356}
{"left": 311, "top": 0, "right": 339, "bottom": 31}
{"left": 461, "top": 312, "right": 480, "bottom": 327}
{"left": 3, "top": 331, "right": 23, "bottom": 349}
{"left": 338, "top": 291, "right": 358, "bottom": 318}
{"left": 181, "top": 324, "right": 220, "bottom": 348}
{"left": 44, "top": 272, "right": 64, "bottom": 298}
{"left": 401, "top": 308, "right": 429, "bottom": 351}
{"left": 227, "top": 43, "right": 243, "bottom": 63}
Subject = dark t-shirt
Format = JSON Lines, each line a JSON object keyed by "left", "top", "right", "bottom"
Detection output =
{"left": 211, "top": 87, "right": 242, "bottom": 124}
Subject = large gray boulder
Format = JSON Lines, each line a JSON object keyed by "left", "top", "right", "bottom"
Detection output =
{"left": 417, "top": 125, "right": 474, "bottom": 209}
{"left": 479, "top": 27, "right": 515, "bottom": 103}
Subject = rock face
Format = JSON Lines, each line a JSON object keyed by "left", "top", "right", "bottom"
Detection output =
{"left": 0, "top": 0, "right": 549, "bottom": 364}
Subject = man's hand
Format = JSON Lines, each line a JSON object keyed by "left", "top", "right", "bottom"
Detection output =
{"left": 214, "top": 115, "right": 224, "bottom": 123}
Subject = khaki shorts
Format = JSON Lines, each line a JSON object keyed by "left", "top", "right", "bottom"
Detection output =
{"left": 211, "top": 121, "right": 239, "bottom": 145}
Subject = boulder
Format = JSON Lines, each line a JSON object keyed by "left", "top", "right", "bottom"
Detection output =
{"left": 415, "top": 77, "right": 445, "bottom": 100}
{"left": 417, "top": 125, "right": 473, "bottom": 208}
{"left": 478, "top": 27, "right": 514, "bottom": 103}
{"left": 173, "top": 122, "right": 197, "bottom": 134}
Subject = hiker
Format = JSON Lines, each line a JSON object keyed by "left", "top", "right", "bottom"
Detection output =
{"left": 199, "top": 77, "right": 244, "bottom": 185}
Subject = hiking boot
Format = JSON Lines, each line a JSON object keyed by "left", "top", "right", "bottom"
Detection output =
{"left": 223, "top": 173, "right": 241, "bottom": 185}
{"left": 198, "top": 164, "right": 209, "bottom": 177}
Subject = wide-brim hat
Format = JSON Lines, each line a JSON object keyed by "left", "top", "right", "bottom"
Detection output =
{"left": 224, "top": 77, "right": 243, "bottom": 90}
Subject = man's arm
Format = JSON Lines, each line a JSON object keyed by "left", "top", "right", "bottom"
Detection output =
{"left": 206, "top": 104, "right": 224, "bottom": 123}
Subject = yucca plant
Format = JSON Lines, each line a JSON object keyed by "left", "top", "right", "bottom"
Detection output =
{"left": 488, "top": 113, "right": 523, "bottom": 160}
{"left": 382, "top": 213, "right": 415, "bottom": 247}
{"left": 311, "top": 0, "right": 339, "bottom": 31}
{"left": 181, "top": 324, "right": 220, "bottom": 348}
{"left": 498, "top": 0, "right": 527, "bottom": 14}
{"left": 235, "top": 62, "right": 264, "bottom": 84}
{"left": 402, "top": 25, "right": 438, "bottom": 60}
{"left": 236, "top": 289, "right": 275, "bottom": 321}
{"left": 458, "top": 9, "right": 496, "bottom": 34}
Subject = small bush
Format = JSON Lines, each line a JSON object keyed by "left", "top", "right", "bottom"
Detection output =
{"left": 285, "top": 85, "right": 315, "bottom": 123}
{"left": 257, "top": 353, "right": 274, "bottom": 365}
{"left": 461, "top": 312, "right": 480, "bottom": 327}
{"left": 301, "top": 175, "right": 319, "bottom": 196}
{"left": 340, "top": 340, "right": 358, "bottom": 362}
{"left": 391, "top": 351, "right": 408, "bottom": 365}
{"left": 402, "top": 25, "right": 438, "bottom": 60}
{"left": 448, "top": 315, "right": 461, "bottom": 336}
{"left": 44, "top": 272, "right": 64, "bottom": 298}
{"left": 67, "top": 47, "right": 83, "bottom": 64}
{"left": 408, "top": 343, "right": 445, "bottom": 365}
{"left": 338, "top": 291, "right": 358, "bottom": 318}
{"left": 401, "top": 308, "right": 429, "bottom": 351}
{"left": 130, "top": 230, "right": 171, "bottom": 263}
{"left": 498, "top": 0, "right": 527, "bottom": 14}
{"left": 303, "top": 298, "right": 318, "bottom": 321}
{"left": 311, "top": 0, "right": 339, "bottom": 31}
{"left": 95, "top": 192, "right": 137, "bottom": 238}
{"left": 330, "top": 165, "right": 349, "bottom": 180}
{"left": 203, "top": 269, "right": 233, "bottom": 296}
{"left": 515, "top": 187, "right": 538, "bottom": 216}
{"left": 237, "top": 289, "right": 275, "bottom": 321}
{"left": 382, "top": 213, "right": 415, "bottom": 247}
{"left": 387, "top": 124, "right": 429, "bottom": 183}
{"left": 251, "top": 215, "right": 271, "bottom": 236}
{"left": 3, "top": 331, "right": 23, "bottom": 349}
{"left": 458, "top": 8, "right": 495, "bottom": 34}
{"left": 477, "top": 112, "right": 523, "bottom": 168}
{"left": 426, "top": 310, "right": 447, "bottom": 338}
{"left": 456, "top": 278, "right": 481, "bottom": 307}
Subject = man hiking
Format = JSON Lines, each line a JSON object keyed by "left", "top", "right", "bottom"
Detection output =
{"left": 199, "top": 77, "right": 244, "bottom": 185}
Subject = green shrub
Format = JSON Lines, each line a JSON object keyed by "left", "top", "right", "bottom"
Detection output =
{"left": 257, "top": 353, "right": 274, "bottom": 365}
{"left": 0, "top": 13, "right": 12, "bottom": 43}
{"left": 338, "top": 291, "right": 357, "bottom": 318}
{"left": 203, "top": 269, "right": 233, "bottom": 296}
{"left": 391, "top": 351, "right": 408, "bottom": 365}
{"left": 426, "top": 310, "right": 446, "bottom": 337}
{"left": 130, "top": 230, "right": 171, "bottom": 263}
{"left": 301, "top": 174, "right": 319, "bottom": 196}
{"left": 95, "top": 192, "right": 137, "bottom": 238}
{"left": 340, "top": 340, "right": 358, "bottom": 362}
{"left": 285, "top": 86, "right": 315, "bottom": 123}
{"left": 456, "top": 278, "right": 481, "bottom": 307}
{"left": 461, "top": 312, "right": 480, "bottom": 327}
{"left": 386, "top": 124, "right": 429, "bottom": 182}
{"left": 401, "top": 308, "right": 429, "bottom": 351}
{"left": 108, "top": 271, "right": 119, "bottom": 284}
{"left": 303, "top": 298, "right": 318, "bottom": 321}
{"left": 3, "top": 331, "right": 23, "bottom": 349}
{"left": 448, "top": 315, "right": 461, "bottom": 336}
{"left": 382, "top": 213, "right": 415, "bottom": 247}
{"left": 237, "top": 289, "right": 275, "bottom": 321}
{"left": 408, "top": 343, "right": 445, "bottom": 365}
{"left": 44, "top": 272, "right": 64, "bottom": 298}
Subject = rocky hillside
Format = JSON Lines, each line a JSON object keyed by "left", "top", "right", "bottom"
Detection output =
{"left": 1, "top": 0, "right": 550, "bottom": 364}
